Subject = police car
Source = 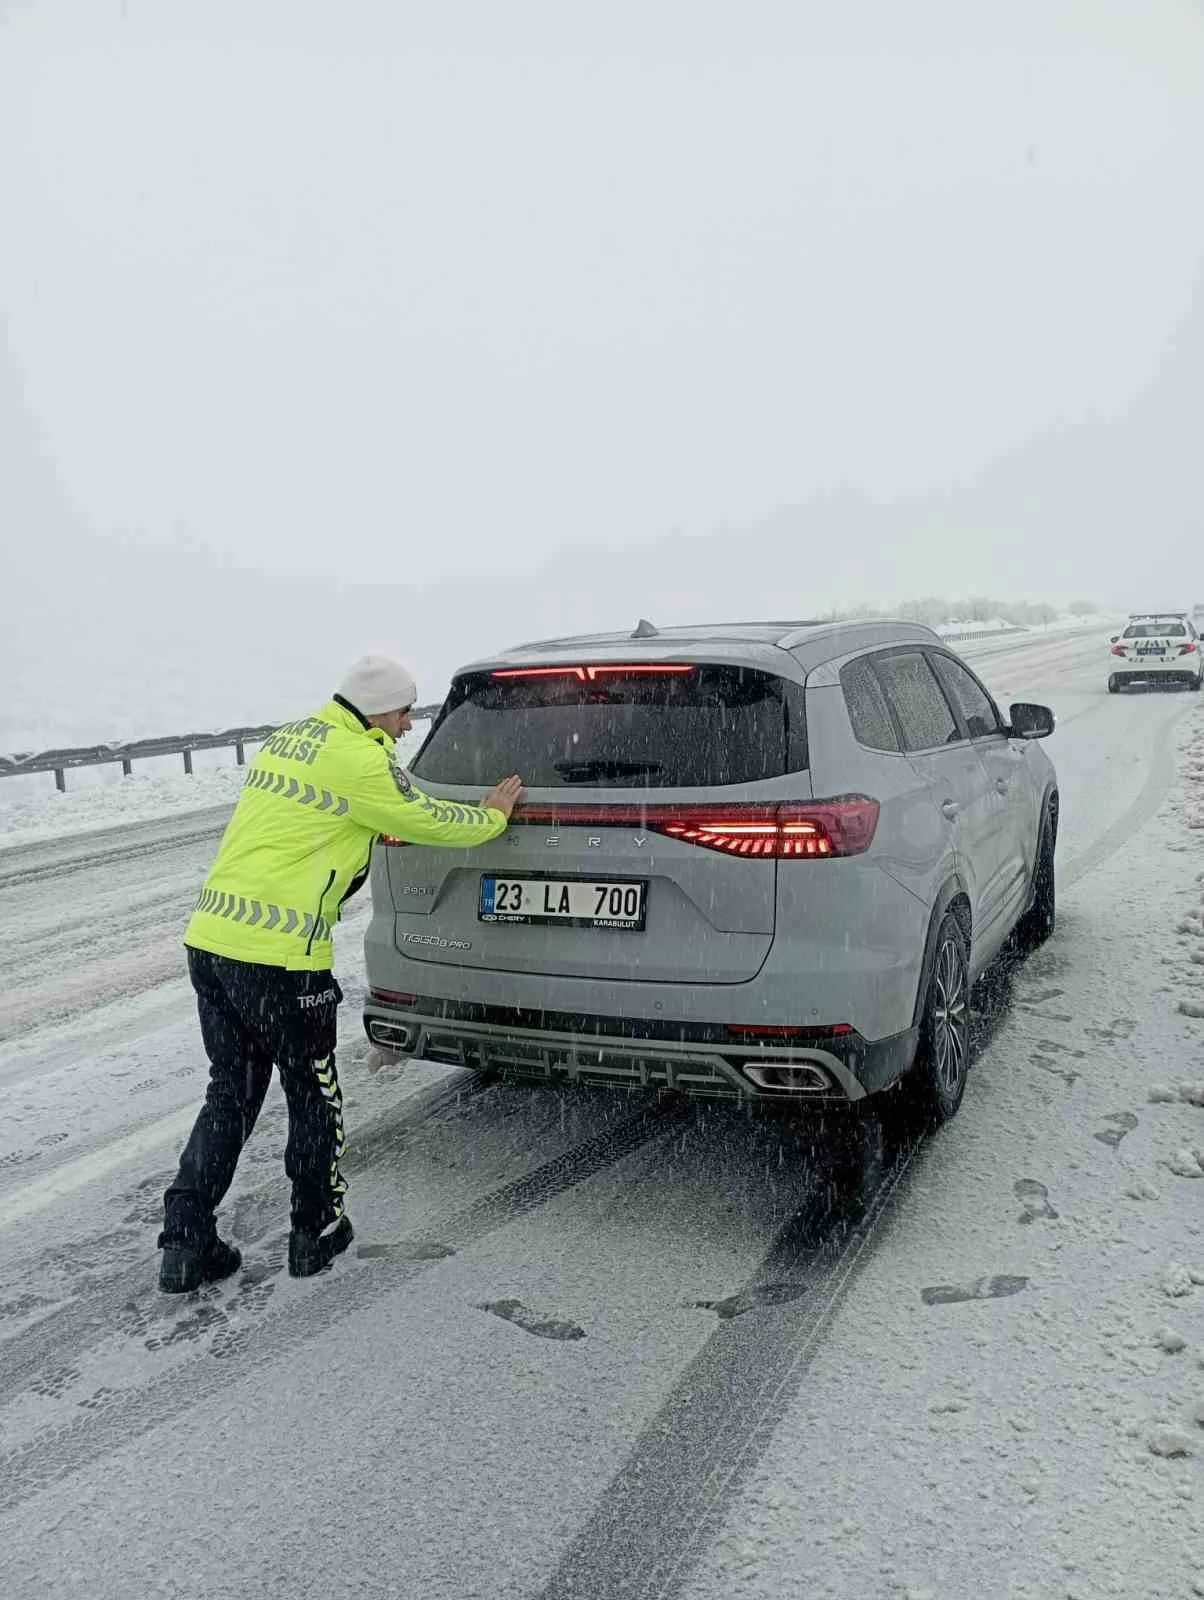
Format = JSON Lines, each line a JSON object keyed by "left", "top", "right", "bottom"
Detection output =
{"left": 1107, "top": 613, "right": 1203, "bottom": 693}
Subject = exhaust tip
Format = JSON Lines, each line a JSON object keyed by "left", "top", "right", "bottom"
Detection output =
{"left": 741, "top": 1062, "right": 830, "bottom": 1093}
{"left": 367, "top": 1018, "right": 416, "bottom": 1052}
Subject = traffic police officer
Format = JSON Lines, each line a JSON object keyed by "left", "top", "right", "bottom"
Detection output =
{"left": 159, "top": 654, "right": 522, "bottom": 1292}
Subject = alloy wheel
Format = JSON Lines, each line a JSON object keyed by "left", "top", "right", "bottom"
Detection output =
{"left": 930, "top": 935, "right": 969, "bottom": 1095}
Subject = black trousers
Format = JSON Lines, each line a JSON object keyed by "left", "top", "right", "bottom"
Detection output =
{"left": 162, "top": 949, "right": 348, "bottom": 1245}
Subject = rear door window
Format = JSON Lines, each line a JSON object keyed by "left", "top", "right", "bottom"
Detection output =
{"left": 871, "top": 651, "right": 961, "bottom": 752}
{"left": 413, "top": 664, "right": 808, "bottom": 788}
{"left": 929, "top": 653, "right": 1003, "bottom": 739}
{"left": 840, "top": 657, "right": 902, "bottom": 752}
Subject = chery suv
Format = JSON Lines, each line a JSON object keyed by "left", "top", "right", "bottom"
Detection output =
{"left": 363, "top": 618, "right": 1057, "bottom": 1123}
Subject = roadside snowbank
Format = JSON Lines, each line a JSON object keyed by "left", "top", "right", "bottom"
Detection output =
{"left": 935, "top": 613, "right": 1115, "bottom": 640}
{"left": 934, "top": 618, "right": 1023, "bottom": 637}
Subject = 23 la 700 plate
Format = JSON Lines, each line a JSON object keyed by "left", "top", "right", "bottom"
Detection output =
{"left": 479, "top": 875, "right": 647, "bottom": 930}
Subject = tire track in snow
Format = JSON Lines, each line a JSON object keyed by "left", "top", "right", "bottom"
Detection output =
{"left": 1061, "top": 697, "right": 1191, "bottom": 889}
{"left": 533, "top": 950, "right": 1022, "bottom": 1600}
{"left": 0, "top": 809, "right": 230, "bottom": 890}
{"left": 0, "top": 1093, "right": 687, "bottom": 1513}
{"left": 535, "top": 1126, "right": 923, "bottom": 1600}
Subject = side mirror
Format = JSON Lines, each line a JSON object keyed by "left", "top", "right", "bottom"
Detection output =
{"left": 1109, "top": 636, "right": 1119, "bottom": 644}
{"left": 1009, "top": 702, "right": 1055, "bottom": 741}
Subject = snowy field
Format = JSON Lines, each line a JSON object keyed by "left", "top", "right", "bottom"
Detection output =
{"left": 0, "top": 625, "right": 1201, "bottom": 1600}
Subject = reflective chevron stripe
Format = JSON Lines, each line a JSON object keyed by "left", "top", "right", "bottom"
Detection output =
{"left": 418, "top": 794, "right": 490, "bottom": 828}
{"left": 193, "top": 891, "right": 331, "bottom": 945}
{"left": 314, "top": 1055, "right": 348, "bottom": 1213}
{"left": 244, "top": 767, "right": 349, "bottom": 817}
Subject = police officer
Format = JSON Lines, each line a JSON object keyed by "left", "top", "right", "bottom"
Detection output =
{"left": 159, "top": 654, "right": 522, "bottom": 1292}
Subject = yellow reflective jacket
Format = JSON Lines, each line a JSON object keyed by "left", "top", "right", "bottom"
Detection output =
{"left": 185, "top": 697, "right": 507, "bottom": 971}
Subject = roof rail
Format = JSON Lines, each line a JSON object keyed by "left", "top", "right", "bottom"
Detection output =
{"left": 692, "top": 619, "right": 824, "bottom": 631}
{"left": 776, "top": 616, "right": 937, "bottom": 651}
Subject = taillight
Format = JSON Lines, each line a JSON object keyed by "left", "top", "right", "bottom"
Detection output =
{"left": 1110, "top": 644, "right": 1128, "bottom": 657}
{"left": 1179, "top": 642, "right": 1198, "bottom": 656}
{"left": 513, "top": 797, "right": 879, "bottom": 859}
{"left": 658, "top": 800, "right": 877, "bottom": 857}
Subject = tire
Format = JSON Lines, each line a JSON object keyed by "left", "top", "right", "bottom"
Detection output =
{"left": 1107, "top": 674, "right": 1120, "bottom": 694}
{"left": 896, "top": 912, "right": 971, "bottom": 1126}
{"left": 1013, "top": 804, "right": 1057, "bottom": 954}
{"left": 1191, "top": 673, "right": 1202, "bottom": 693}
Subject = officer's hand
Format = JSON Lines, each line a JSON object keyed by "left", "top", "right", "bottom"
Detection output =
{"left": 481, "top": 775, "right": 523, "bottom": 819}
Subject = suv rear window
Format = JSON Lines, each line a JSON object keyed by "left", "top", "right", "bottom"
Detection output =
{"left": 413, "top": 665, "right": 808, "bottom": 788}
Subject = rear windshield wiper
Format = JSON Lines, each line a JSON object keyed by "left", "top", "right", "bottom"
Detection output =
{"left": 552, "top": 758, "right": 665, "bottom": 783}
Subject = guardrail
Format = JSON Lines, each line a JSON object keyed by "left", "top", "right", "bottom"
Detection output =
{"left": 0, "top": 627, "right": 1034, "bottom": 793}
{"left": 0, "top": 706, "right": 442, "bottom": 792}
{"left": 933, "top": 625, "right": 1030, "bottom": 645}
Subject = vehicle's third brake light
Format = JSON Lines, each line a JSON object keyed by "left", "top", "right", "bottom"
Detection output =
{"left": 513, "top": 797, "right": 880, "bottom": 859}
{"left": 491, "top": 664, "right": 696, "bottom": 682}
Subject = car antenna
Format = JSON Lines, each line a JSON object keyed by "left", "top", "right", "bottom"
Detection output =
{"left": 631, "top": 618, "right": 659, "bottom": 638}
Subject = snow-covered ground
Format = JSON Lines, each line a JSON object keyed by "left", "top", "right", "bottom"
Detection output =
{"left": 0, "top": 626, "right": 1200, "bottom": 1600}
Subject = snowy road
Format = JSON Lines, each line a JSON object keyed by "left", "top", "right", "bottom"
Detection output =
{"left": 1, "top": 628, "right": 1201, "bottom": 1600}
{"left": 0, "top": 807, "right": 231, "bottom": 1051}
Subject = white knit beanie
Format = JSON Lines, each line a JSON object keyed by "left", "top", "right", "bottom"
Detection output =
{"left": 337, "top": 654, "right": 418, "bottom": 716}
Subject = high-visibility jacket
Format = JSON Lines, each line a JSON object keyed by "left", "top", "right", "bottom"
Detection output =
{"left": 184, "top": 696, "right": 507, "bottom": 972}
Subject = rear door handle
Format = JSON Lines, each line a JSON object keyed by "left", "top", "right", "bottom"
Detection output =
{"left": 941, "top": 799, "right": 960, "bottom": 819}
{"left": 995, "top": 778, "right": 1010, "bottom": 795}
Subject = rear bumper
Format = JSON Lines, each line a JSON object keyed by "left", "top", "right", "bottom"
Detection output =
{"left": 1111, "top": 658, "right": 1198, "bottom": 680}
{"left": 362, "top": 993, "right": 918, "bottom": 1103}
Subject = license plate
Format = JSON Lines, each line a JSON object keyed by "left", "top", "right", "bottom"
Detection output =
{"left": 479, "top": 876, "right": 647, "bottom": 930}
{"left": 1137, "top": 644, "right": 1165, "bottom": 655}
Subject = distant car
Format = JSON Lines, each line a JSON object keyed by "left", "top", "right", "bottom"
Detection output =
{"left": 1108, "top": 615, "right": 1203, "bottom": 693}
{"left": 363, "top": 619, "right": 1058, "bottom": 1128}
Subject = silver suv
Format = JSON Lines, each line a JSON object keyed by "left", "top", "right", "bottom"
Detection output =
{"left": 363, "top": 619, "right": 1057, "bottom": 1123}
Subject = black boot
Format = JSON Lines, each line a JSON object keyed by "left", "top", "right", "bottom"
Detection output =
{"left": 158, "top": 1234, "right": 242, "bottom": 1294}
{"left": 288, "top": 1215, "right": 354, "bottom": 1278}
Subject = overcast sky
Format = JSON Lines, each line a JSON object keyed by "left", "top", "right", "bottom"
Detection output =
{"left": 2, "top": 0, "right": 1203, "bottom": 741}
